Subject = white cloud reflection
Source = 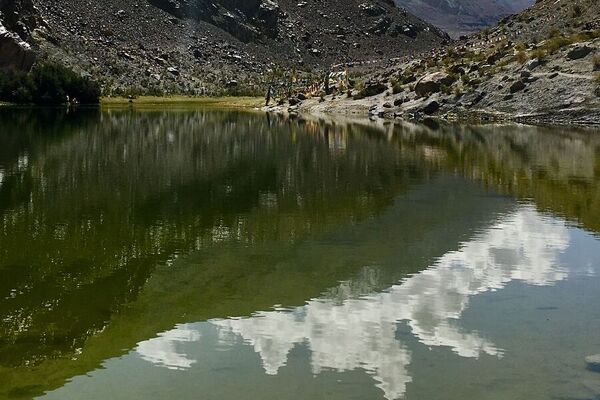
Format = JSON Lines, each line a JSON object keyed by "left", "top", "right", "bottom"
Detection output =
{"left": 136, "top": 205, "right": 570, "bottom": 399}
{"left": 136, "top": 325, "right": 201, "bottom": 370}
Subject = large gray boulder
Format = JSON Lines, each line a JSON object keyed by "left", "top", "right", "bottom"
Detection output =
{"left": 415, "top": 72, "right": 454, "bottom": 97}
{"left": 567, "top": 45, "right": 593, "bottom": 60}
{"left": 525, "top": 58, "right": 541, "bottom": 70}
{"left": 510, "top": 80, "right": 526, "bottom": 93}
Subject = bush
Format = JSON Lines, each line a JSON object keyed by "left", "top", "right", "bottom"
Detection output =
{"left": 392, "top": 81, "right": 403, "bottom": 94}
{"left": 530, "top": 48, "right": 546, "bottom": 61}
{"left": 453, "top": 86, "right": 462, "bottom": 98}
{"left": 0, "top": 62, "right": 100, "bottom": 104}
{"left": 516, "top": 51, "right": 528, "bottom": 64}
{"left": 547, "top": 28, "right": 561, "bottom": 39}
{"left": 544, "top": 36, "right": 572, "bottom": 55}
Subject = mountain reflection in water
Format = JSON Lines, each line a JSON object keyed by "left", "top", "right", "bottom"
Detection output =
{"left": 135, "top": 205, "right": 571, "bottom": 400}
{"left": 1, "top": 108, "right": 599, "bottom": 400}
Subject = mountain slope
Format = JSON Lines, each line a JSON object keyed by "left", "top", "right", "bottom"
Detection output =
{"left": 1, "top": 0, "right": 450, "bottom": 95}
{"left": 283, "top": 0, "right": 599, "bottom": 124}
{"left": 394, "top": 0, "right": 534, "bottom": 37}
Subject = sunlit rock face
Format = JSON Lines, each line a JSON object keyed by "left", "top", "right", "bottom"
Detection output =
{"left": 0, "top": 0, "right": 38, "bottom": 71}
{"left": 137, "top": 205, "right": 569, "bottom": 399}
{"left": 147, "top": 0, "right": 281, "bottom": 42}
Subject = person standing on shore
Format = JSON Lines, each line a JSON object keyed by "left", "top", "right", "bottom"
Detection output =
{"left": 265, "top": 85, "right": 273, "bottom": 106}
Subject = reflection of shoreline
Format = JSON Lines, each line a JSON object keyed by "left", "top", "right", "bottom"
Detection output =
{"left": 137, "top": 205, "right": 570, "bottom": 400}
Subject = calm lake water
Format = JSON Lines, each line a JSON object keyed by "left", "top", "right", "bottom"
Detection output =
{"left": 1, "top": 108, "right": 600, "bottom": 400}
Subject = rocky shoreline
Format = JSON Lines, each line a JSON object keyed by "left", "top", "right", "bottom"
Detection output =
{"left": 264, "top": 0, "right": 600, "bottom": 126}
{"left": 266, "top": 100, "right": 600, "bottom": 127}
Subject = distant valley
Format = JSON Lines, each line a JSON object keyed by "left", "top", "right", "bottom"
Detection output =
{"left": 394, "top": 0, "right": 535, "bottom": 37}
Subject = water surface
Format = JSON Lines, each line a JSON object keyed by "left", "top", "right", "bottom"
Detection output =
{"left": 1, "top": 108, "right": 600, "bottom": 400}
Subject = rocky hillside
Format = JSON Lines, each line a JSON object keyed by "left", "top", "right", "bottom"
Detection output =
{"left": 278, "top": 0, "right": 600, "bottom": 125}
{"left": 1, "top": 0, "right": 450, "bottom": 96}
{"left": 394, "top": 0, "right": 534, "bottom": 37}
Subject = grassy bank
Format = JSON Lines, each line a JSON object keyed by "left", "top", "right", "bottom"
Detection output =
{"left": 101, "top": 96, "right": 264, "bottom": 109}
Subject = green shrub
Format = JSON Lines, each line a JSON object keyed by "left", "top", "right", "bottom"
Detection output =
{"left": 530, "top": 48, "right": 547, "bottom": 61}
{"left": 392, "top": 81, "right": 403, "bottom": 94}
{"left": 453, "top": 86, "right": 462, "bottom": 97}
{"left": 547, "top": 28, "right": 561, "bottom": 39}
{"left": 400, "top": 74, "right": 416, "bottom": 85}
{"left": 594, "top": 55, "right": 600, "bottom": 71}
{"left": 0, "top": 62, "right": 100, "bottom": 104}
{"left": 516, "top": 51, "right": 528, "bottom": 64}
{"left": 355, "top": 80, "right": 365, "bottom": 92}
{"left": 543, "top": 36, "right": 572, "bottom": 54}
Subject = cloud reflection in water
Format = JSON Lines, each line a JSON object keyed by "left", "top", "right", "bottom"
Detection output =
{"left": 136, "top": 205, "right": 570, "bottom": 399}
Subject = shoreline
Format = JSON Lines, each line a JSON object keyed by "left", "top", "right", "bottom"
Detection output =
{"left": 2, "top": 95, "right": 598, "bottom": 127}
{"left": 264, "top": 95, "right": 600, "bottom": 128}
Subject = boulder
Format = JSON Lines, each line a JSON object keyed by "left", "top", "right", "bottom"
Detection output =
{"left": 356, "top": 82, "right": 387, "bottom": 98}
{"left": 369, "top": 16, "right": 392, "bottom": 34}
{"left": 393, "top": 97, "right": 405, "bottom": 106}
{"left": 448, "top": 64, "right": 466, "bottom": 75}
{"left": 587, "top": 354, "right": 600, "bottom": 372}
{"left": 400, "top": 25, "right": 417, "bottom": 39}
{"left": 472, "top": 91, "right": 486, "bottom": 105}
{"left": 368, "top": 105, "right": 385, "bottom": 117}
{"left": 525, "top": 58, "right": 541, "bottom": 70}
{"left": 421, "top": 100, "right": 440, "bottom": 115}
{"left": 414, "top": 72, "right": 455, "bottom": 97}
{"left": 510, "top": 80, "right": 526, "bottom": 93}
{"left": 567, "top": 45, "right": 593, "bottom": 60}
{"left": 358, "top": 3, "right": 385, "bottom": 16}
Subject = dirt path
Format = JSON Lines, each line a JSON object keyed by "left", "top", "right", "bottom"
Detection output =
{"left": 533, "top": 71, "right": 594, "bottom": 80}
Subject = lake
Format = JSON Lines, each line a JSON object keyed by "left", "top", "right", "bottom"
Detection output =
{"left": 1, "top": 108, "right": 600, "bottom": 400}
